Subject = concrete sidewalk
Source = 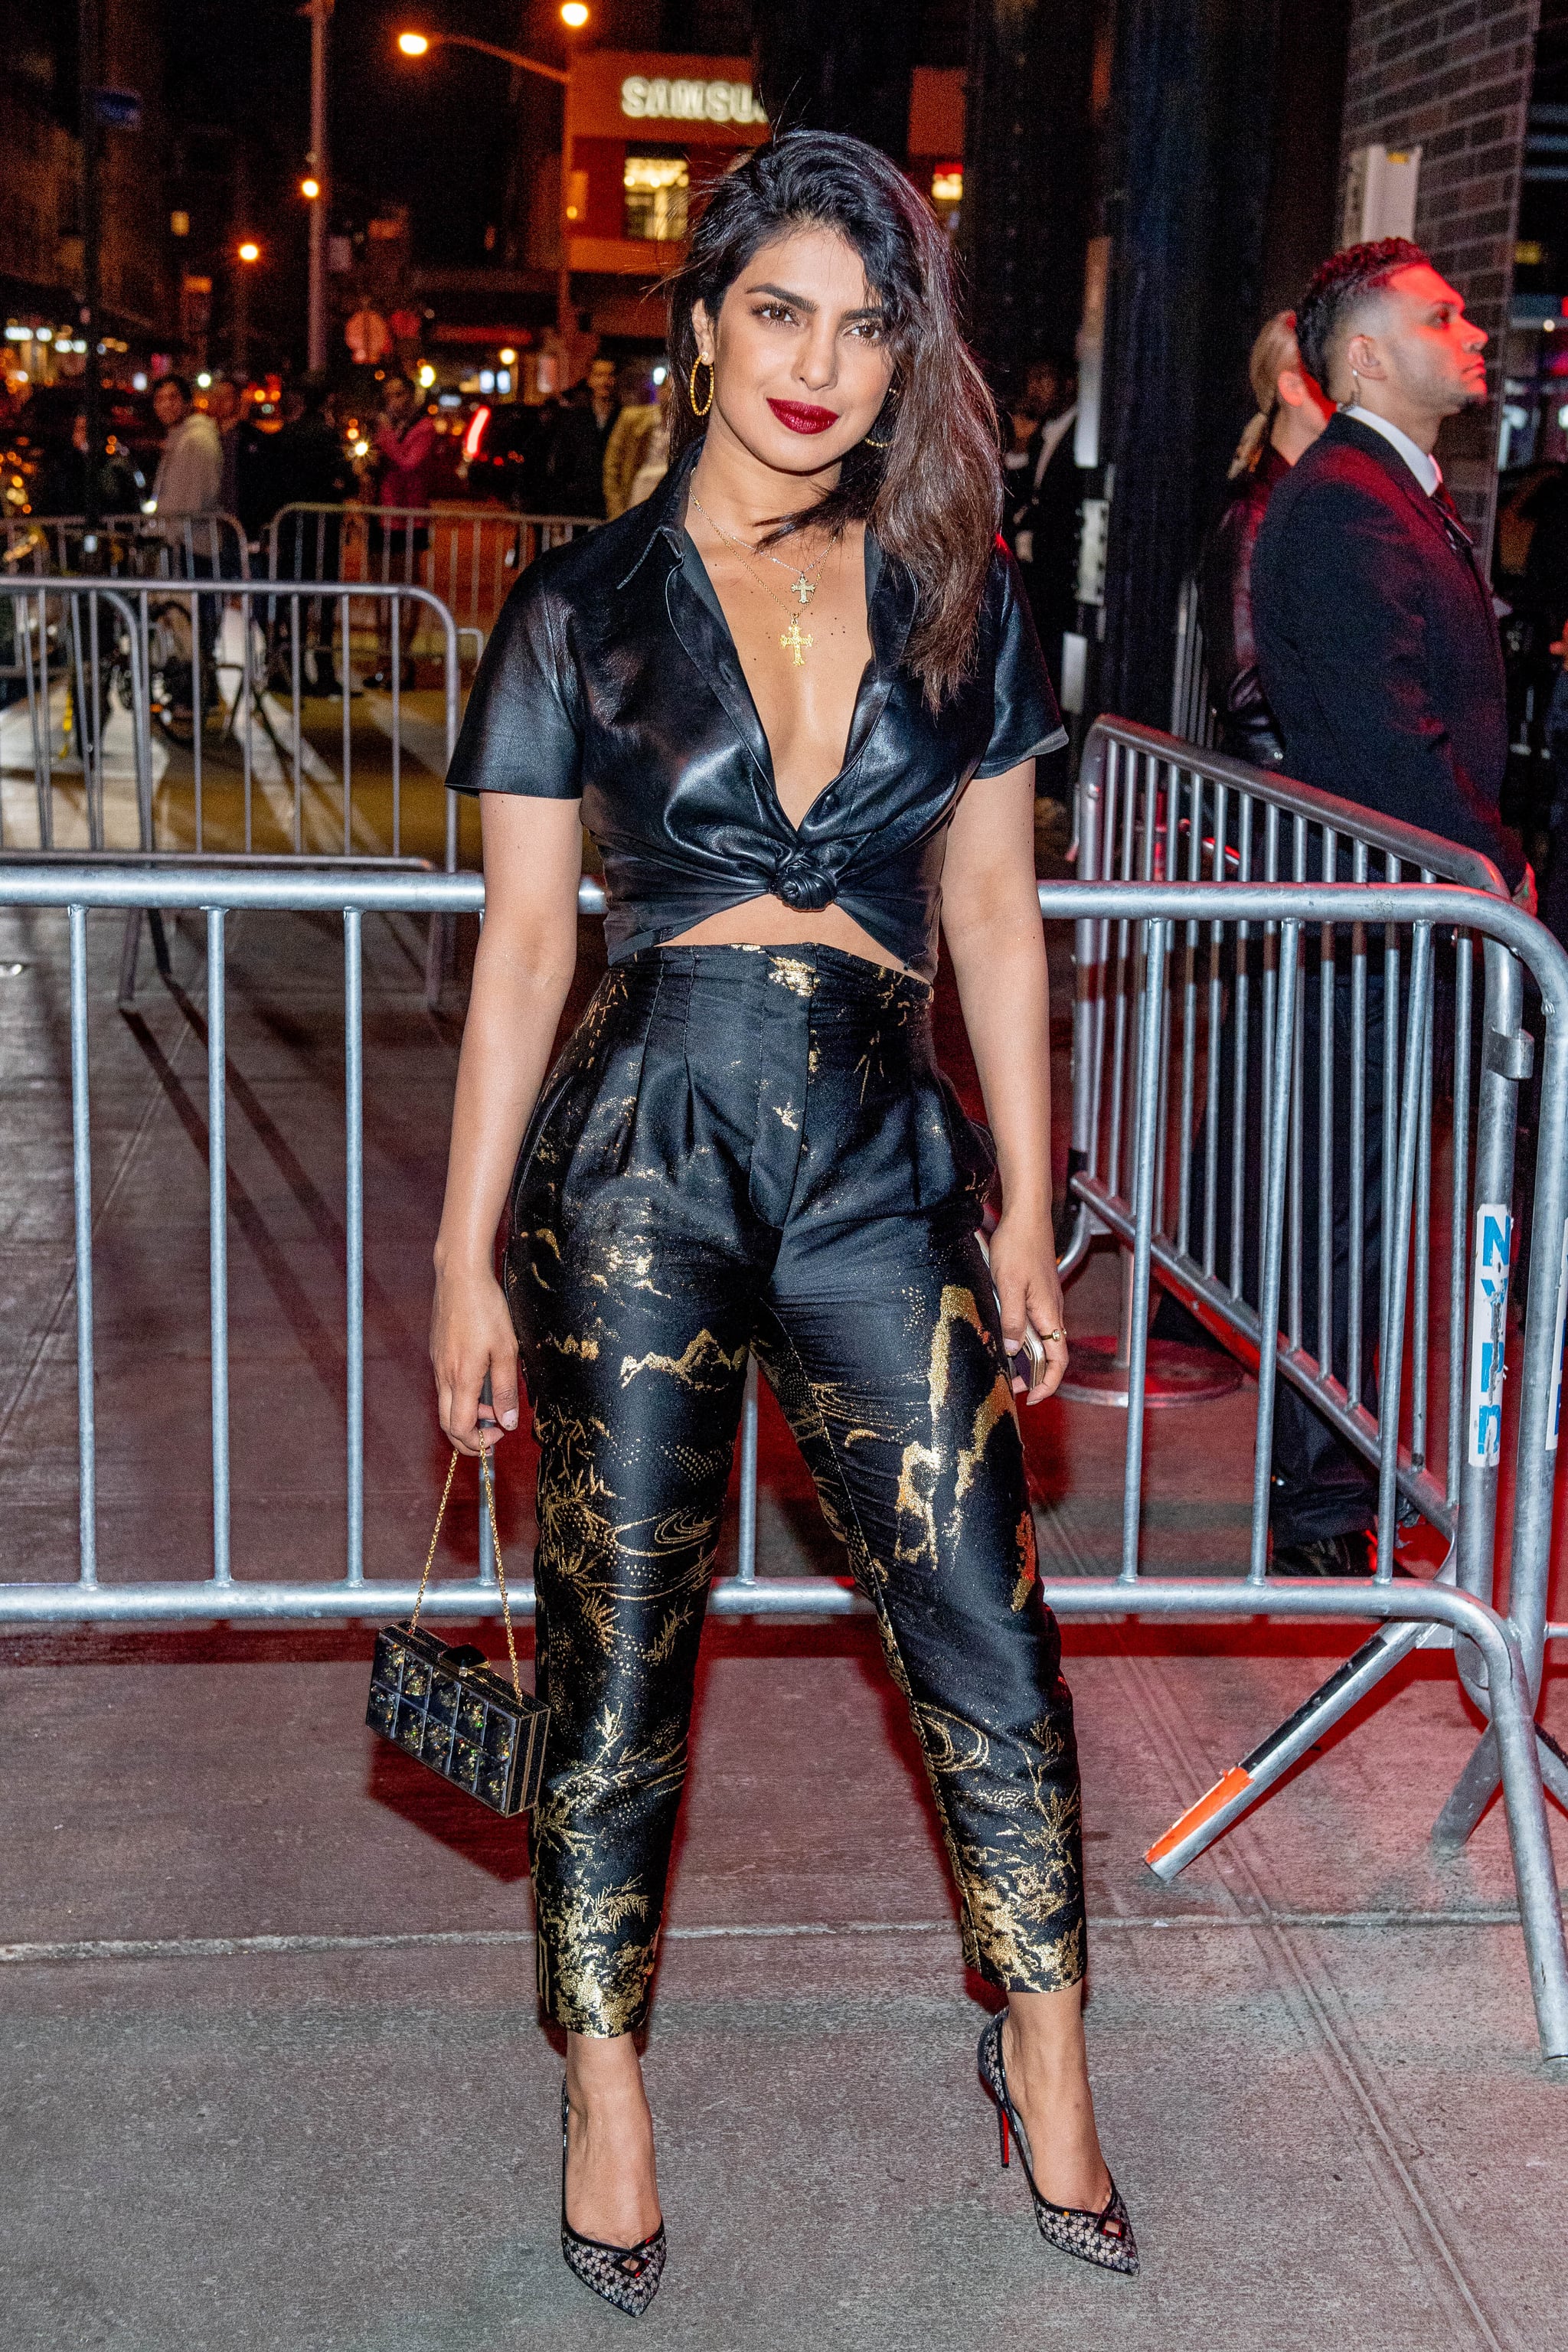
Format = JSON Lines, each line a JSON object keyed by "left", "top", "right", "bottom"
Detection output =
{"left": 1, "top": 892, "right": 1565, "bottom": 2351}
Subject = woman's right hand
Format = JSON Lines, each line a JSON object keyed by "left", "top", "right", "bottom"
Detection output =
{"left": 430, "top": 1263, "right": 522, "bottom": 1456}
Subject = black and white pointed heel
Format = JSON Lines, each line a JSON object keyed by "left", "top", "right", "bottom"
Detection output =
{"left": 978, "top": 2010, "right": 1138, "bottom": 2275}
{"left": 560, "top": 2081, "right": 668, "bottom": 2317}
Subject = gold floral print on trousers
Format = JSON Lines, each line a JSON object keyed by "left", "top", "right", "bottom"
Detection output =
{"left": 508, "top": 943, "right": 1086, "bottom": 2037}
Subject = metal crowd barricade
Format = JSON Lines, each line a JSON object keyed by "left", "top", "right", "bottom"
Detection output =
{"left": 266, "top": 503, "right": 598, "bottom": 655}
{"left": 4, "top": 511, "right": 251, "bottom": 582}
{"left": 1060, "top": 718, "right": 1565, "bottom": 1880}
{"left": 0, "top": 575, "right": 462, "bottom": 1000}
{"left": 1169, "top": 573, "right": 1217, "bottom": 748}
{"left": 0, "top": 862, "right": 1564, "bottom": 2058}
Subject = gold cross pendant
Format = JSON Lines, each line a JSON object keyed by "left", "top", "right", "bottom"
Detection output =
{"left": 791, "top": 577, "right": 815, "bottom": 605}
{"left": 779, "top": 619, "right": 813, "bottom": 665}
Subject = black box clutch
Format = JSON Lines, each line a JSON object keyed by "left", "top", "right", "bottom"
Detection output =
{"left": 366, "top": 1447, "right": 547, "bottom": 1818}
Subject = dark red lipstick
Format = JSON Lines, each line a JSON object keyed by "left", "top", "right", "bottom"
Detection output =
{"left": 767, "top": 397, "right": 839, "bottom": 435}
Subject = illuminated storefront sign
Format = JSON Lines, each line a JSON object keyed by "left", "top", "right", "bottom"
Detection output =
{"left": 619, "top": 75, "right": 766, "bottom": 126}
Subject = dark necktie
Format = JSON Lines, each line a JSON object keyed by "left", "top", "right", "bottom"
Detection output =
{"left": 1430, "top": 479, "right": 1475, "bottom": 563}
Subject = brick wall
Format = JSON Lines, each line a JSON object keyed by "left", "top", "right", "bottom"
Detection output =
{"left": 1339, "top": 0, "right": 1540, "bottom": 542}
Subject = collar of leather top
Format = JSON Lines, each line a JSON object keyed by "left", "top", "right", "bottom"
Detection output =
{"left": 614, "top": 437, "right": 919, "bottom": 804}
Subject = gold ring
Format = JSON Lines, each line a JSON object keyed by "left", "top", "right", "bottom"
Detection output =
{"left": 1040, "top": 1327, "right": 1067, "bottom": 1344}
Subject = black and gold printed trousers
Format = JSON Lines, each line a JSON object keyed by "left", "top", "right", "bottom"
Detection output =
{"left": 506, "top": 942, "right": 1085, "bottom": 2037}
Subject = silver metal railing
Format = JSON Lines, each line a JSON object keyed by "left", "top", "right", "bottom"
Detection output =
{"left": 266, "top": 504, "right": 598, "bottom": 654}
{"left": 0, "top": 577, "right": 459, "bottom": 867}
{"left": 0, "top": 861, "right": 1564, "bottom": 2056}
{"left": 1170, "top": 572, "right": 1217, "bottom": 748}
{"left": 0, "top": 576, "right": 463, "bottom": 1008}
{"left": 4, "top": 512, "right": 252, "bottom": 585}
{"left": 1059, "top": 720, "right": 1563, "bottom": 1879}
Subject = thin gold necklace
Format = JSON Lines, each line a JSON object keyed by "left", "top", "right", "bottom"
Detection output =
{"left": 688, "top": 489, "right": 836, "bottom": 604}
{"left": 688, "top": 491, "right": 835, "bottom": 666}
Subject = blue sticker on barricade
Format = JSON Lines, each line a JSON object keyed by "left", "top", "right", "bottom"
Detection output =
{"left": 1468, "top": 1202, "right": 1511, "bottom": 1469}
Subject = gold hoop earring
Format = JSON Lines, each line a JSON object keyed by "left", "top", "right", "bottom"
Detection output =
{"left": 865, "top": 395, "right": 898, "bottom": 449}
{"left": 689, "top": 355, "right": 714, "bottom": 418}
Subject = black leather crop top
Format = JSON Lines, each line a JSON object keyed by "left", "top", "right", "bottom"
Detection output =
{"left": 445, "top": 439, "right": 1064, "bottom": 980}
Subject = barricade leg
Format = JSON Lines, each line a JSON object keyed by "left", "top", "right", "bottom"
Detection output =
{"left": 737, "top": 1357, "right": 760, "bottom": 1583}
{"left": 1432, "top": 1722, "right": 1568, "bottom": 1855}
{"left": 1485, "top": 1616, "right": 1568, "bottom": 2059}
{"left": 116, "top": 907, "right": 172, "bottom": 1007}
{"left": 1145, "top": 1610, "right": 1449, "bottom": 1879}
{"left": 1057, "top": 1242, "right": 1243, "bottom": 1405}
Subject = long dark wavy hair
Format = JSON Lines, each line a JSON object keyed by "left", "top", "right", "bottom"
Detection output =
{"left": 666, "top": 131, "right": 1001, "bottom": 707}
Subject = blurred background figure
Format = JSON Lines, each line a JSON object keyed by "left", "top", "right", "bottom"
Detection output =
{"left": 150, "top": 375, "right": 221, "bottom": 521}
{"left": 271, "top": 374, "right": 354, "bottom": 694}
{"left": 364, "top": 375, "right": 436, "bottom": 689}
{"left": 1001, "top": 352, "right": 1080, "bottom": 704}
{"left": 35, "top": 410, "right": 145, "bottom": 517}
{"left": 625, "top": 372, "right": 674, "bottom": 512}
{"left": 518, "top": 394, "right": 564, "bottom": 511}
{"left": 549, "top": 354, "right": 622, "bottom": 518}
{"left": 206, "top": 377, "right": 269, "bottom": 556}
{"left": 602, "top": 364, "right": 661, "bottom": 518}
{"left": 151, "top": 374, "right": 223, "bottom": 650}
{"left": 1199, "top": 312, "right": 1333, "bottom": 767}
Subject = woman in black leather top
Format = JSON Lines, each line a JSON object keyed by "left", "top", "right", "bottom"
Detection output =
{"left": 1199, "top": 312, "right": 1332, "bottom": 766}
{"left": 431, "top": 131, "right": 1135, "bottom": 2311}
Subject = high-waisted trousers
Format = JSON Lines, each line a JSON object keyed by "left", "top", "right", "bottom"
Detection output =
{"left": 505, "top": 942, "right": 1085, "bottom": 2037}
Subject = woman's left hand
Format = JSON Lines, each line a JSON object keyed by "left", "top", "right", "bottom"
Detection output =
{"left": 987, "top": 1210, "right": 1069, "bottom": 1404}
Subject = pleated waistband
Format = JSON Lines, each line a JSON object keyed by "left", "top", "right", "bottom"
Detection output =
{"left": 618, "top": 939, "right": 933, "bottom": 1016}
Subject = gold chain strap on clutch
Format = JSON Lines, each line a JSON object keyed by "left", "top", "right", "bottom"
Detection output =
{"left": 408, "top": 1446, "right": 522, "bottom": 1701}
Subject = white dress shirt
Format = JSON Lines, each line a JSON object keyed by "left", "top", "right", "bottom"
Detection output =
{"left": 1012, "top": 405, "right": 1080, "bottom": 564}
{"left": 1341, "top": 403, "right": 1441, "bottom": 497}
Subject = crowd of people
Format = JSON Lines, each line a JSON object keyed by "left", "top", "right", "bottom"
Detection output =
{"left": 45, "top": 358, "right": 678, "bottom": 547}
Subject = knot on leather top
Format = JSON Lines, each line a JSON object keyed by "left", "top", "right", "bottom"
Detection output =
{"left": 769, "top": 846, "right": 837, "bottom": 913}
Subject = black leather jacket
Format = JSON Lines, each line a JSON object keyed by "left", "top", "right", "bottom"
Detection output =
{"left": 447, "top": 442, "right": 1063, "bottom": 979}
{"left": 1198, "top": 441, "right": 1289, "bottom": 768}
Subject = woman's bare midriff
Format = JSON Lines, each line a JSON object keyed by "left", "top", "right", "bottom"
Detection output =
{"left": 665, "top": 898, "right": 906, "bottom": 970}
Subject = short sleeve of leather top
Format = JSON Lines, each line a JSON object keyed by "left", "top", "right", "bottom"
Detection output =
{"left": 446, "top": 452, "right": 1064, "bottom": 979}
{"left": 441, "top": 554, "right": 584, "bottom": 799}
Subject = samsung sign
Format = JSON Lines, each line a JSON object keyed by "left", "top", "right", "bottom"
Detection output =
{"left": 620, "top": 75, "right": 767, "bottom": 126}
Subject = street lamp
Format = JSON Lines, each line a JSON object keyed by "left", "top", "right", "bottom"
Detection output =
{"left": 396, "top": 18, "right": 589, "bottom": 338}
{"left": 300, "top": 175, "right": 321, "bottom": 201}
{"left": 394, "top": 26, "right": 574, "bottom": 83}
{"left": 234, "top": 242, "right": 261, "bottom": 377}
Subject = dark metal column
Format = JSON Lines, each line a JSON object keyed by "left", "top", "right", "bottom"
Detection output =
{"left": 1093, "top": 0, "right": 1287, "bottom": 725}
{"left": 959, "top": 0, "right": 1099, "bottom": 383}
{"left": 753, "top": 0, "right": 917, "bottom": 162}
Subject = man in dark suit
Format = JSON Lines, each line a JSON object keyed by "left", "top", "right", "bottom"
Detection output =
{"left": 1003, "top": 355, "right": 1081, "bottom": 704}
{"left": 1253, "top": 239, "right": 1530, "bottom": 898}
{"left": 547, "top": 357, "right": 623, "bottom": 519}
{"left": 1246, "top": 238, "right": 1533, "bottom": 1573}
